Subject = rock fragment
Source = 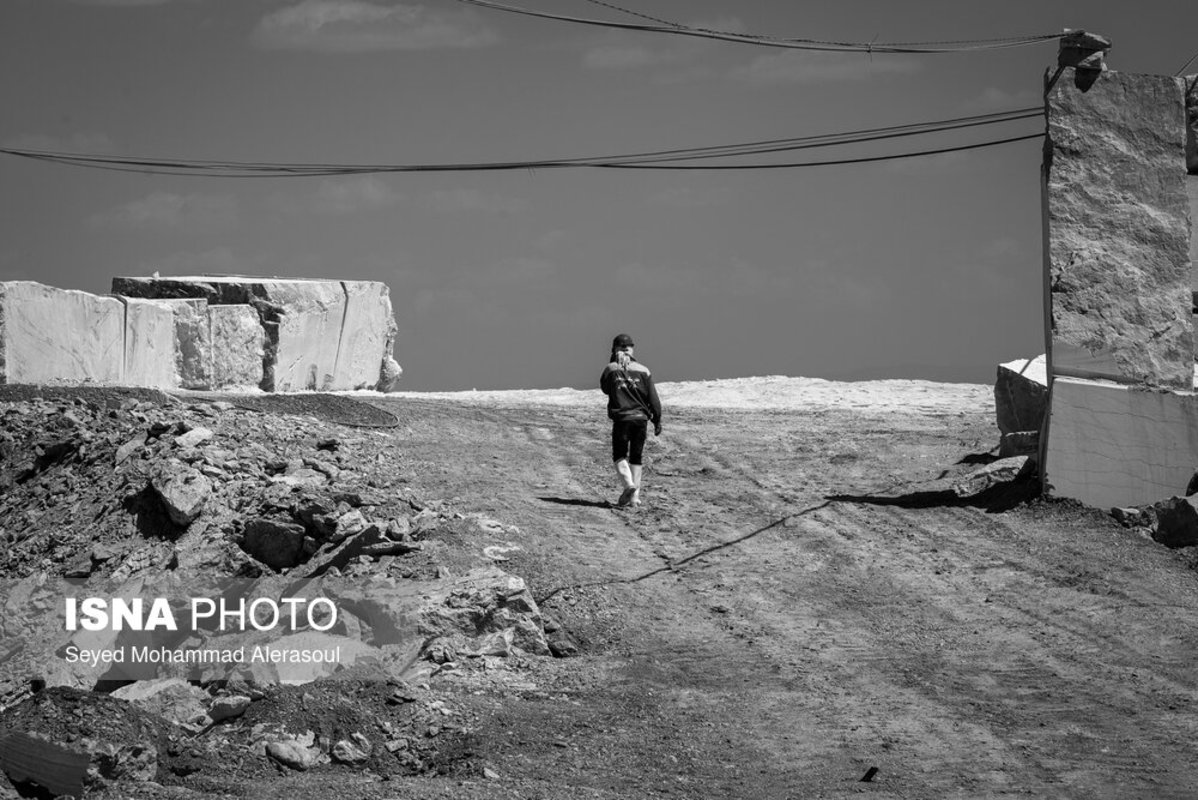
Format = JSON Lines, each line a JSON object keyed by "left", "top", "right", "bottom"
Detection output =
{"left": 151, "top": 460, "right": 211, "bottom": 526}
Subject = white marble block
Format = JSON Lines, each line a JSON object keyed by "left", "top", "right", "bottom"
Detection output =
{"left": 0, "top": 281, "right": 124, "bottom": 385}
{"left": 334, "top": 280, "right": 397, "bottom": 390}
{"left": 1044, "top": 376, "right": 1198, "bottom": 508}
{"left": 120, "top": 297, "right": 178, "bottom": 389}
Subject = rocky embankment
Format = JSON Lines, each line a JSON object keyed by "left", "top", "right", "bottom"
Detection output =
{"left": 0, "top": 387, "right": 572, "bottom": 796}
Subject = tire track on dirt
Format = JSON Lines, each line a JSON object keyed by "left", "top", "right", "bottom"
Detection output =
{"left": 370, "top": 397, "right": 1198, "bottom": 798}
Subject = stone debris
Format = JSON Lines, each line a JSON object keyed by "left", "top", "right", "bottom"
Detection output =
{"left": 240, "top": 517, "right": 311, "bottom": 571}
{"left": 151, "top": 460, "right": 212, "bottom": 526}
{"left": 111, "top": 678, "right": 209, "bottom": 727}
{"left": 265, "top": 738, "right": 319, "bottom": 771}
{"left": 331, "top": 732, "right": 372, "bottom": 765}
{"left": 209, "top": 694, "right": 252, "bottom": 722}
{"left": 1151, "top": 495, "right": 1198, "bottom": 547}
{"left": 951, "top": 457, "right": 1031, "bottom": 498}
{"left": 0, "top": 386, "right": 574, "bottom": 793}
{"left": 994, "top": 355, "right": 1047, "bottom": 436}
{"left": 0, "top": 687, "right": 164, "bottom": 796}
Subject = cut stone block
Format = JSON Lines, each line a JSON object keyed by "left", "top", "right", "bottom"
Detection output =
{"left": 257, "top": 280, "right": 345, "bottom": 392}
{"left": 160, "top": 298, "right": 210, "bottom": 389}
{"left": 119, "top": 297, "right": 177, "bottom": 389}
{"left": 1044, "top": 376, "right": 1198, "bottom": 508}
{"left": 995, "top": 355, "right": 1048, "bottom": 435}
{"left": 334, "top": 281, "right": 397, "bottom": 390}
{"left": 1045, "top": 69, "right": 1192, "bottom": 389}
{"left": 0, "top": 281, "right": 123, "bottom": 385}
{"left": 209, "top": 305, "right": 264, "bottom": 389}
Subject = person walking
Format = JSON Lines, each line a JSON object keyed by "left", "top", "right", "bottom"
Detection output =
{"left": 600, "top": 333, "right": 662, "bottom": 507}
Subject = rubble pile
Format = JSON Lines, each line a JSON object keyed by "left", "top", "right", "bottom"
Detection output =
{"left": 0, "top": 386, "right": 567, "bottom": 796}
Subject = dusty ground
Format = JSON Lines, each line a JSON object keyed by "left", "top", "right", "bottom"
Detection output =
{"left": 5, "top": 378, "right": 1198, "bottom": 799}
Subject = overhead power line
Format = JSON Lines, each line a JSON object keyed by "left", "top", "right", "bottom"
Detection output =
{"left": 0, "top": 107, "right": 1044, "bottom": 177}
{"left": 454, "top": 0, "right": 1070, "bottom": 53}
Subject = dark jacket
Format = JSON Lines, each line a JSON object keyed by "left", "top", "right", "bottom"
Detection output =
{"left": 600, "top": 359, "right": 662, "bottom": 424}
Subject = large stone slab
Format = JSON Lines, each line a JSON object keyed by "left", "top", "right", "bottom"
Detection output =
{"left": 1045, "top": 69, "right": 1192, "bottom": 389}
{"left": 256, "top": 280, "right": 345, "bottom": 392}
{"left": 119, "top": 297, "right": 177, "bottom": 389}
{"left": 0, "top": 282, "right": 124, "bottom": 385}
{"left": 334, "top": 281, "right": 397, "bottom": 390}
{"left": 994, "top": 355, "right": 1048, "bottom": 435}
{"left": 1044, "top": 375, "right": 1198, "bottom": 508}
{"left": 209, "top": 304, "right": 265, "bottom": 389}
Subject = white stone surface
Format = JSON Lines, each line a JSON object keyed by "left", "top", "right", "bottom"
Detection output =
{"left": 161, "top": 298, "right": 210, "bottom": 389}
{"left": 1044, "top": 376, "right": 1198, "bottom": 507}
{"left": 120, "top": 297, "right": 178, "bottom": 388}
{"left": 995, "top": 354, "right": 1048, "bottom": 435}
{"left": 209, "top": 304, "right": 264, "bottom": 389}
{"left": 262, "top": 280, "right": 346, "bottom": 391}
{"left": 333, "top": 281, "right": 395, "bottom": 390}
{"left": 0, "top": 281, "right": 124, "bottom": 385}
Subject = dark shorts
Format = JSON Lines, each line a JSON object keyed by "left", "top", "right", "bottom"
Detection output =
{"left": 611, "top": 420, "right": 648, "bottom": 465}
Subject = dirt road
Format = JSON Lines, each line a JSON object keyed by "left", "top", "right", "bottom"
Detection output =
{"left": 360, "top": 393, "right": 1198, "bottom": 799}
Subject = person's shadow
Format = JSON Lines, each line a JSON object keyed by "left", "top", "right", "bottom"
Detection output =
{"left": 538, "top": 496, "right": 612, "bottom": 509}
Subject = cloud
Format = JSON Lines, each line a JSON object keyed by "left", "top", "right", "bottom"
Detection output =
{"left": 426, "top": 188, "right": 528, "bottom": 214}
{"left": 269, "top": 176, "right": 402, "bottom": 215}
{"left": 88, "top": 192, "right": 239, "bottom": 232}
{"left": 2, "top": 132, "right": 115, "bottom": 153}
{"left": 731, "top": 50, "right": 921, "bottom": 85}
{"left": 254, "top": 0, "right": 498, "bottom": 52}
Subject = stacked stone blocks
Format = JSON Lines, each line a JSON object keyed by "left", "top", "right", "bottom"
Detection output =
{"left": 1042, "top": 68, "right": 1198, "bottom": 507}
{"left": 0, "top": 277, "right": 401, "bottom": 392}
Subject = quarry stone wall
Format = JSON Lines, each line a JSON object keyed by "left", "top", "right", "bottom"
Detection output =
{"left": 0, "top": 277, "right": 402, "bottom": 393}
{"left": 1041, "top": 66, "right": 1198, "bottom": 507}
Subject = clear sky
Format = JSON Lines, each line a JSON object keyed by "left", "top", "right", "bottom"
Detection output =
{"left": 0, "top": 0, "right": 1192, "bottom": 391}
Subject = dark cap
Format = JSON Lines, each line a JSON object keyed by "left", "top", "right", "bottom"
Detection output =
{"left": 612, "top": 333, "right": 635, "bottom": 348}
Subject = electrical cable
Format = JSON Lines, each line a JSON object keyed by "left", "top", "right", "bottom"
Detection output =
{"left": 575, "top": 0, "right": 682, "bottom": 29}
{"left": 1174, "top": 49, "right": 1198, "bottom": 76}
{"left": 597, "top": 133, "right": 1044, "bottom": 170}
{"left": 454, "top": 0, "right": 1069, "bottom": 53}
{"left": 0, "top": 107, "right": 1043, "bottom": 177}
